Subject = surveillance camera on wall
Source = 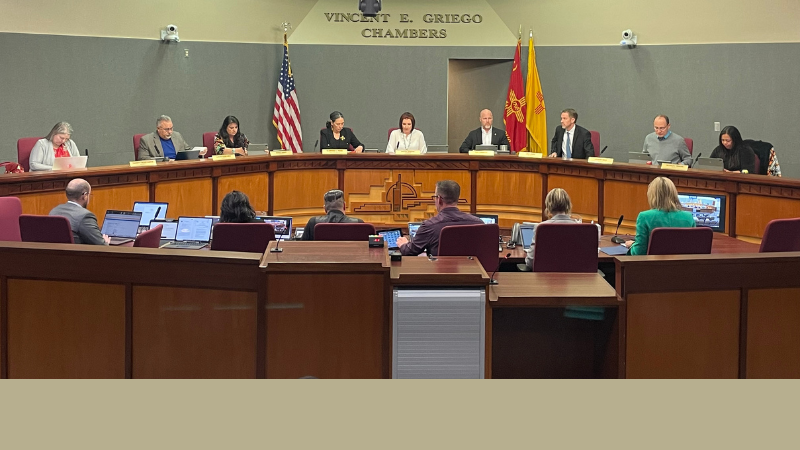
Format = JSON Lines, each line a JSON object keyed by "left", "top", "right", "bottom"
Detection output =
{"left": 620, "top": 29, "right": 637, "bottom": 48}
{"left": 359, "top": 0, "right": 382, "bottom": 17}
{"left": 160, "top": 25, "right": 180, "bottom": 43}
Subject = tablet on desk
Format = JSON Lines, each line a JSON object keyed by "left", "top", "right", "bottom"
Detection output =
{"left": 378, "top": 228, "right": 403, "bottom": 249}
{"left": 601, "top": 245, "right": 630, "bottom": 256}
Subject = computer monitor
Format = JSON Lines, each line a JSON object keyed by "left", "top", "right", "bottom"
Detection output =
{"left": 378, "top": 228, "right": 403, "bottom": 249}
{"left": 133, "top": 202, "right": 168, "bottom": 226}
{"left": 258, "top": 216, "right": 293, "bottom": 239}
{"left": 474, "top": 214, "right": 498, "bottom": 225}
{"left": 101, "top": 210, "right": 142, "bottom": 238}
{"left": 678, "top": 192, "right": 726, "bottom": 232}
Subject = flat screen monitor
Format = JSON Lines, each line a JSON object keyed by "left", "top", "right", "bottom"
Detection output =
{"left": 474, "top": 214, "right": 498, "bottom": 225}
{"left": 678, "top": 192, "right": 726, "bottom": 232}
{"left": 258, "top": 216, "right": 293, "bottom": 239}
{"left": 378, "top": 228, "right": 403, "bottom": 249}
{"left": 133, "top": 202, "right": 168, "bottom": 225}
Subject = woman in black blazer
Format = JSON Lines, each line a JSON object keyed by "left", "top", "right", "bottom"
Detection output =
{"left": 320, "top": 111, "right": 364, "bottom": 153}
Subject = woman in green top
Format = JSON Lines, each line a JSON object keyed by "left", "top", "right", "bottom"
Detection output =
{"left": 625, "top": 177, "right": 696, "bottom": 255}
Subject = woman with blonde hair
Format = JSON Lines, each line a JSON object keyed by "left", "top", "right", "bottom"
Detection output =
{"left": 524, "top": 188, "right": 583, "bottom": 268}
{"left": 625, "top": 177, "right": 695, "bottom": 255}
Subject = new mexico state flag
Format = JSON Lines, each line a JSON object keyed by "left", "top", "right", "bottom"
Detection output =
{"left": 525, "top": 34, "right": 547, "bottom": 155}
{"left": 503, "top": 39, "right": 527, "bottom": 152}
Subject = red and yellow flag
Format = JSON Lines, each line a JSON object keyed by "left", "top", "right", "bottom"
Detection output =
{"left": 503, "top": 38, "right": 527, "bottom": 152}
{"left": 525, "top": 33, "right": 547, "bottom": 155}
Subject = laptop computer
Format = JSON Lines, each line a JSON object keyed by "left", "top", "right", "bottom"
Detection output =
{"left": 475, "top": 145, "right": 497, "bottom": 151}
{"left": 248, "top": 144, "right": 269, "bottom": 154}
{"left": 133, "top": 202, "right": 168, "bottom": 227}
{"left": 519, "top": 224, "right": 537, "bottom": 250}
{"left": 101, "top": 210, "right": 142, "bottom": 245}
{"left": 628, "top": 152, "right": 652, "bottom": 165}
{"left": 175, "top": 149, "right": 202, "bottom": 160}
{"left": 149, "top": 219, "right": 179, "bottom": 246}
{"left": 693, "top": 157, "right": 724, "bottom": 171}
{"left": 378, "top": 228, "right": 403, "bottom": 249}
{"left": 407, "top": 222, "right": 422, "bottom": 240}
{"left": 474, "top": 214, "right": 498, "bottom": 225}
{"left": 257, "top": 216, "right": 292, "bottom": 240}
{"left": 162, "top": 216, "right": 213, "bottom": 249}
{"left": 52, "top": 155, "right": 88, "bottom": 170}
{"left": 427, "top": 145, "right": 448, "bottom": 154}
{"left": 294, "top": 227, "right": 304, "bottom": 239}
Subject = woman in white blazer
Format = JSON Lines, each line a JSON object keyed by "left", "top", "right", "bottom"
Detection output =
{"left": 386, "top": 112, "right": 427, "bottom": 154}
{"left": 29, "top": 122, "right": 80, "bottom": 171}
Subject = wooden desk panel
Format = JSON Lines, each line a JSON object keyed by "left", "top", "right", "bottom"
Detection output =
{"left": 155, "top": 178, "right": 213, "bottom": 218}
{"left": 217, "top": 173, "right": 269, "bottom": 214}
{"left": 273, "top": 169, "right": 338, "bottom": 223}
{"left": 603, "top": 180, "right": 650, "bottom": 235}
{"left": 6, "top": 280, "right": 125, "bottom": 378}
{"left": 548, "top": 174, "right": 598, "bottom": 222}
{"left": 476, "top": 171, "right": 542, "bottom": 226}
{"left": 91, "top": 184, "right": 150, "bottom": 225}
{"left": 746, "top": 288, "right": 800, "bottom": 379}
{"left": 390, "top": 256, "right": 488, "bottom": 286}
{"left": 736, "top": 194, "right": 800, "bottom": 240}
{"left": 16, "top": 190, "right": 66, "bottom": 216}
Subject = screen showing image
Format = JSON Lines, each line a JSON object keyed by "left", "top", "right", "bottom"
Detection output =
{"left": 175, "top": 217, "right": 213, "bottom": 241}
{"left": 520, "top": 225, "right": 536, "bottom": 249}
{"left": 678, "top": 193, "right": 726, "bottom": 232}
{"left": 474, "top": 214, "right": 498, "bottom": 224}
{"left": 258, "top": 216, "right": 293, "bottom": 239}
{"left": 101, "top": 211, "right": 142, "bottom": 238}
{"left": 150, "top": 220, "right": 178, "bottom": 239}
{"left": 294, "top": 227, "right": 304, "bottom": 239}
{"left": 378, "top": 229, "right": 402, "bottom": 248}
{"left": 408, "top": 223, "right": 422, "bottom": 239}
{"left": 133, "top": 202, "right": 168, "bottom": 225}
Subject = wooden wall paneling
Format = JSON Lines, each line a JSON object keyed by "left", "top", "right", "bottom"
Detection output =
{"left": 217, "top": 173, "right": 270, "bottom": 214}
{"left": 154, "top": 178, "right": 213, "bottom": 218}
{"left": 746, "top": 288, "right": 800, "bottom": 378}
{"left": 476, "top": 171, "right": 542, "bottom": 226}
{"left": 89, "top": 184, "right": 150, "bottom": 226}
{"left": 132, "top": 286, "right": 258, "bottom": 379}
{"left": 16, "top": 191, "right": 67, "bottom": 216}
{"left": 548, "top": 174, "right": 598, "bottom": 222}
{"left": 603, "top": 180, "right": 650, "bottom": 235}
{"left": 735, "top": 194, "right": 800, "bottom": 240}
{"left": 272, "top": 169, "right": 338, "bottom": 225}
{"left": 626, "top": 290, "right": 741, "bottom": 379}
{"left": 6, "top": 280, "right": 125, "bottom": 378}
{"left": 411, "top": 170, "right": 472, "bottom": 199}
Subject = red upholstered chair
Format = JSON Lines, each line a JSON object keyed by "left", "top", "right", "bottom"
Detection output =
{"left": 133, "top": 224, "right": 163, "bottom": 248}
{"left": 684, "top": 137, "right": 694, "bottom": 155}
{"left": 19, "top": 214, "right": 74, "bottom": 243}
{"left": 17, "top": 137, "right": 42, "bottom": 172}
{"left": 590, "top": 130, "right": 600, "bottom": 157}
{"left": 210, "top": 223, "right": 276, "bottom": 253}
{"left": 133, "top": 134, "right": 145, "bottom": 161}
{"left": 314, "top": 223, "right": 376, "bottom": 241}
{"left": 202, "top": 132, "right": 216, "bottom": 158}
{"left": 759, "top": 218, "right": 800, "bottom": 253}
{"left": 0, "top": 196, "right": 23, "bottom": 241}
{"left": 438, "top": 223, "right": 500, "bottom": 274}
{"left": 532, "top": 223, "right": 599, "bottom": 273}
{"left": 647, "top": 227, "right": 713, "bottom": 255}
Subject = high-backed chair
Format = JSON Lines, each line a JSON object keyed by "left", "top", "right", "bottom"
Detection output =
{"left": 438, "top": 223, "right": 500, "bottom": 274}
{"left": 19, "top": 215, "right": 74, "bottom": 243}
{"left": 590, "top": 130, "right": 600, "bottom": 157}
{"left": 17, "top": 137, "right": 42, "bottom": 172}
{"left": 0, "top": 196, "right": 23, "bottom": 241}
{"left": 532, "top": 223, "right": 598, "bottom": 273}
{"left": 759, "top": 218, "right": 800, "bottom": 253}
{"left": 210, "top": 223, "right": 276, "bottom": 253}
{"left": 314, "top": 223, "right": 375, "bottom": 241}
{"left": 133, "top": 224, "right": 163, "bottom": 248}
{"left": 647, "top": 227, "right": 713, "bottom": 255}
{"left": 202, "top": 132, "right": 216, "bottom": 158}
{"left": 133, "top": 134, "right": 145, "bottom": 161}
{"left": 684, "top": 137, "right": 694, "bottom": 155}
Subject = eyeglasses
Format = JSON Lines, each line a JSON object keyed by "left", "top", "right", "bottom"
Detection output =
{"left": 431, "top": 195, "right": 441, "bottom": 201}
{"left": 158, "top": 127, "right": 174, "bottom": 132}
{"left": 654, "top": 126, "right": 668, "bottom": 131}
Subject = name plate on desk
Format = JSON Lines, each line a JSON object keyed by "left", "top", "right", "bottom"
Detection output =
{"left": 469, "top": 150, "right": 495, "bottom": 156}
{"left": 322, "top": 149, "right": 348, "bottom": 155}
{"left": 661, "top": 163, "right": 689, "bottom": 171}
{"left": 518, "top": 152, "right": 543, "bottom": 158}
{"left": 395, "top": 149, "right": 421, "bottom": 155}
{"left": 587, "top": 157, "right": 614, "bottom": 165}
{"left": 270, "top": 150, "right": 293, "bottom": 156}
{"left": 211, "top": 154, "right": 236, "bottom": 161}
{"left": 129, "top": 160, "right": 157, "bottom": 167}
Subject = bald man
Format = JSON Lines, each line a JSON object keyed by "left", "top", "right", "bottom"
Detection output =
{"left": 49, "top": 178, "right": 109, "bottom": 245}
{"left": 459, "top": 109, "right": 510, "bottom": 152}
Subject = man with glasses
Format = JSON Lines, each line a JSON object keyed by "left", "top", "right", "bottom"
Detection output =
{"left": 396, "top": 180, "right": 483, "bottom": 256}
{"left": 138, "top": 115, "right": 193, "bottom": 160}
{"left": 301, "top": 189, "right": 364, "bottom": 241}
{"left": 642, "top": 115, "right": 691, "bottom": 165}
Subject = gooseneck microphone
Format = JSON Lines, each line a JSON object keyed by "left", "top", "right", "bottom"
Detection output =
{"left": 600, "top": 145, "right": 608, "bottom": 155}
{"left": 270, "top": 229, "right": 285, "bottom": 253}
{"left": 611, "top": 215, "right": 626, "bottom": 244}
{"left": 85, "top": 148, "right": 89, "bottom": 157}
{"left": 313, "top": 139, "right": 319, "bottom": 152}
{"left": 690, "top": 152, "right": 703, "bottom": 168}
{"left": 491, "top": 253, "right": 511, "bottom": 285}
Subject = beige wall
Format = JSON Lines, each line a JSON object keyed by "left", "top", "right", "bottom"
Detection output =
{"left": 2, "top": 0, "right": 799, "bottom": 45}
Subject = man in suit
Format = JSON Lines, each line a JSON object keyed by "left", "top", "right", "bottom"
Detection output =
{"left": 459, "top": 109, "right": 510, "bottom": 152}
{"left": 138, "top": 115, "right": 192, "bottom": 160}
{"left": 549, "top": 109, "right": 595, "bottom": 159}
{"left": 49, "top": 178, "right": 109, "bottom": 245}
{"left": 302, "top": 189, "right": 364, "bottom": 241}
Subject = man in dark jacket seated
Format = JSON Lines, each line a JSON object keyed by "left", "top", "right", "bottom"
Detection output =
{"left": 302, "top": 189, "right": 364, "bottom": 241}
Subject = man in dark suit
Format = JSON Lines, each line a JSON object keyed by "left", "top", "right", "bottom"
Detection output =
{"left": 302, "top": 189, "right": 364, "bottom": 241}
{"left": 49, "top": 178, "right": 109, "bottom": 245}
{"left": 138, "top": 115, "right": 193, "bottom": 160}
{"left": 459, "top": 109, "right": 510, "bottom": 152}
{"left": 549, "top": 109, "right": 595, "bottom": 159}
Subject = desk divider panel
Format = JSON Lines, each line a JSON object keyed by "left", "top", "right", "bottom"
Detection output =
{"left": 154, "top": 178, "right": 213, "bottom": 218}
{"left": 746, "top": 288, "right": 800, "bottom": 379}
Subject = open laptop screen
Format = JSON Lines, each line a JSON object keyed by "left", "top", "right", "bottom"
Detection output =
{"left": 133, "top": 202, "right": 168, "bottom": 226}
{"left": 175, "top": 217, "right": 213, "bottom": 242}
{"left": 258, "top": 216, "right": 292, "bottom": 239}
{"left": 474, "top": 214, "right": 498, "bottom": 225}
{"left": 101, "top": 210, "right": 142, "bottom": 238}
{"left": 149, "top": 219, "right": 178, "bottom": 240}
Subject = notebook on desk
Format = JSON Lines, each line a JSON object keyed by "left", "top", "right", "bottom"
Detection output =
{"left": 162, "top": 216, "right": 213, "bottom": 249}
{"left": 101, "top": 210, "right": 142, "bottom": 245}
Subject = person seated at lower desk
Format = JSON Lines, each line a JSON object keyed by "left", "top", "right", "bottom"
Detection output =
{"left": 29, "top": 122, "right": 81, "bottom": 171}
{"left": 214, "top": 115, "right": 250, "bottom": 156}
{"left": 301, "top": 189, "right": 364, "bottom": 241}
{"left": 710, "top": 125, "right": 756, "bottom": 174}
{"left": 220, "top": 190, "right": 262, "bottom": 223}
{"left": 49, "top": 178, "right": 109, "bottom": 245}
{"left": 396, "top": 180, "right": 483, "bottom": 256}
{"left": 624, "top": 176, "right": 695, "bottom": 255}
{"left": 320, "top": 111, "right": 364, "bottom": 153}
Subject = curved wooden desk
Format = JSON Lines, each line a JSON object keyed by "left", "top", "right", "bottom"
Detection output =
{"left": 2, "top": 154, "right": 798, "bottom": 242}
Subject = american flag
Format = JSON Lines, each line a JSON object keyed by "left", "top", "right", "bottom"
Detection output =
{"left": 273, "top": 34, "right": 302, "bottom": 153}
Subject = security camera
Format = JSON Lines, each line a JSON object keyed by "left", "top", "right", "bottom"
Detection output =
{"left": 160, "top": 24, "right": 180, "bottom": 43}
{"left": 619, "top": 29, "right": 637, "bottom": 48}
{"left": 359, "top": 0, "right": 382, "bottom": 17}
{"left": 622, "top": 29, "right": 633, "bottom": 40}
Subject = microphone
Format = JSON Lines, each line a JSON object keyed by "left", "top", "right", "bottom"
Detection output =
{"left": 154, "top": 206, "right": 162, "bottom": 220}
{"left": 600, "top": 145, "right": 608, "bottom": 155}
{"left": 270, "top": 227, "right": 285, "bottom": 253}
{"left": 611, "top": 215, "right": 626, "bottom": 244}
{"left": 690, "top": 152, "right": 703, "bottom": 168}
{"left": 313, "top": 139, "right": 319, "bottom": 152}
{"left": 491, "top": 253, "right": 510, "bottom": 285}
{"left": 84, "top": 148, "right": 89, "bottom": 157}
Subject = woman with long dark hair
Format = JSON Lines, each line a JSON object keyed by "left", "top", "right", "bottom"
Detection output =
{"left": 710, "top": 126, "right": 756, "bottom": 174}
{"left": 214, "top": 115, "right": 250, "bottom": 156}
{"left": 319, "top": 111, "right": 364, "bottom": 153}
{"left": 219, "top": 190, "right": 260, "bottom": 223}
